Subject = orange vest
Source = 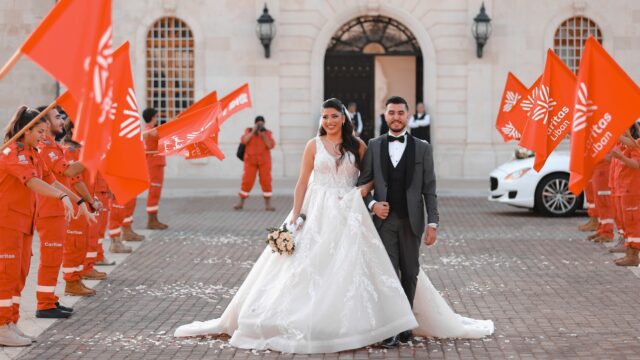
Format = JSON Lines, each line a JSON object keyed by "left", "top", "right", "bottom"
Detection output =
{"left": 0, "top": 142, "right": 54, "bottom": 234}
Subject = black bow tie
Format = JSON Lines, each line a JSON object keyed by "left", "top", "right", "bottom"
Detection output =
{"left": 388, "top": 134, "right": 405, "bottom": 143}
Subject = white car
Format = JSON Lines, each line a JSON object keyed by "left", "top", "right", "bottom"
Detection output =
{"left": 489, "top": 149, "right": 584, "bottom": 216}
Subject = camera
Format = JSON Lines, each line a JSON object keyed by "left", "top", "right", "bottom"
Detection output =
{"left": 257, "top": 124, "right": 266, "bottom": 132}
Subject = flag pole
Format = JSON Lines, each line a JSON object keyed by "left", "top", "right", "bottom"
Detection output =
{"left": 1, "top": 100, "right": 57, "bottom": 150}
{"left": 0, "top": 49, "right": 22, "bottom": 82}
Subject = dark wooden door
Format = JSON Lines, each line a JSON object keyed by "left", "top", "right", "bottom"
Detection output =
{"left": 324, "top": 55, "right": 375, "bottom": 142}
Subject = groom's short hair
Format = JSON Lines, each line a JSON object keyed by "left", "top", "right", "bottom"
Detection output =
{"left": 385, "top": 96, "right": 409, "bottom": 111}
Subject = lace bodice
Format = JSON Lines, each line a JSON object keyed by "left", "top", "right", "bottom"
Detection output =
{"left": 310, "top": 136, "right": 359, "bottom": 189}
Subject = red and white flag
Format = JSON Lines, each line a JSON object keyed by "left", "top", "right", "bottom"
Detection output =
{"left": 496, "top": 72, "right": 529, "bottom": 142}
{"left": 519, "top": 49, "right": 576, "bottom": 171}
{"left": 156, "top": 104, "right": 221, "bottom": 156}
{"left": 569, "top": 36, "right": 640, "bottom": 195}
{"left": 176, "top": 84, "right": 252, "bottom": 160}
{"left": 100, "top": 42, "right": 149, "bottom": 203}
{"left": 21, "top": 0, "right": 114, "bottom": 175}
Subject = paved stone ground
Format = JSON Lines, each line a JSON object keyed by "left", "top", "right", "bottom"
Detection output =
{"left": 15, "top": 196, "right": 640, "bottom": 360}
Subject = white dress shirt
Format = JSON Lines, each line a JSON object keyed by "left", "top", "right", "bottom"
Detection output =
{"left": 408, "top": 113, "right": 431, "bottom": 128}
{"left": 388, "top": 131, "right": 408, "bottom": 168}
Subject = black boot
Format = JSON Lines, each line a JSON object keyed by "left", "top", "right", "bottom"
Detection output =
{"left": 36, "top": 308, "right": 72, "bottom": 319}
{"left": 397, "top": 330, "right": 413, "bottom": 343}
{"left": 55, "top": 302, "right": 73, "bottom": 313}
{"left": 381, "top": 336, "right": 399, "bottom": 348}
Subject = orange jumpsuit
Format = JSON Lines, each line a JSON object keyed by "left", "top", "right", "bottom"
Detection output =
{"left": 35, "top": 137, "right": 70, "bottom": 311}
{"left": 618, "top": 141, "right": 640, "bottom": 250}
{"left": 239, "top": 128, "right": 275, "bottom": 199}
{"left": 108, "top": 198, "right": 136, "bottom": 238}
{"left": 0, "top": 142, "right": 54, "bottom": 325}
{"left": 609, "top": 144, "right": 625, "bottom": 239}
{"left": 61, "top": 144, "right": 90, "bottom": 282}
{"left": 93, "top": 175, "right": 111, "bottom": 263}
{"left": 592, "top": 159, "right": 614, "bottom": 240}
{"left": 79, "top": 173, "right": 109, "bottom": 276}
{"left": 144, "top": 124, "right": 166, "bottom": 214}
{"left": 585, "top": 181, "right": 597, "bottom": 219}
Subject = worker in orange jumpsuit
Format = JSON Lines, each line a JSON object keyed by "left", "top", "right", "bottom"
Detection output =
{"left": 60, "top": 129, "right": 103, "bottom": 296}
{"left": 612, "top": 128, "right": 640, "bottom": 266}
{"left": 608, "top": 143, "right": 626, "bottom": 253}
{"left": 588, "top": 155, "right": 615, "bottom": 243}
{"left": 578, "top": 181, "right": 598, "bottom": 232}
{"left": 78, "top": 172, "right": 111, "bottom": 280}
{"left": 142, "top": 108, "right": 168, "bottom": 230}
{"left": 234, "top": 116, "right": 276, "bottom": 211}
{"left": 108, "top": 197, "right": 144, "bottom": 247}
{"left": 93, "top": 173, "right": 114, "bottom": 266}
{"left": 34, "top": 106, "right": 98, "bottom": 318}
{"left": 0, "top": 107, "right": 76, "bottom": 346}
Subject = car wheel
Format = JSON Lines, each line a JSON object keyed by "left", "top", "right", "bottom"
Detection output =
{"left": 534, "top": 173, "right": 580, "bottom": 217}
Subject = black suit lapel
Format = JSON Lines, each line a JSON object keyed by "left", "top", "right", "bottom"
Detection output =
{"left": 405, "top": 135, "right": 415, "bottom": 189}
{"left": 380, "top": 137, "right": 389, "bottom": 185}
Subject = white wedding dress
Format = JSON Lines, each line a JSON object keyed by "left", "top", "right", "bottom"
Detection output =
{"left": 174, "top": 137, "right": 494, "bottom": 353}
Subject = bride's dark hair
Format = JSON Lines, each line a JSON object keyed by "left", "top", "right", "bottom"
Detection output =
{"left": 318, "top": 98, "right": 362, "bottom": 170}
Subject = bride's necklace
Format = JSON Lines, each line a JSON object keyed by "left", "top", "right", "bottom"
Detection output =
{"left": 324, "top": 137, "right": 342, "bottom": 154}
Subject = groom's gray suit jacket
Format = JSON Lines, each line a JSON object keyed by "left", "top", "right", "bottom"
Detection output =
{"left": 357, "top": 134, "right": 439, "bottom": 236}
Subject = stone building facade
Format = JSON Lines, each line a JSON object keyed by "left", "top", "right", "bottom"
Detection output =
{"left": 1, "top": 0, "right": 639, "bottom": 181}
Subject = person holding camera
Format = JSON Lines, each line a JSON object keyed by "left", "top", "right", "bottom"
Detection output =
{"left": 234, "top": 116, "right": 276, "bottom": 211}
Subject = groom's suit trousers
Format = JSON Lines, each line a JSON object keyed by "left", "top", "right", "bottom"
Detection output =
{"left": 378, "top": 212, "right": 421, "bottom": 308}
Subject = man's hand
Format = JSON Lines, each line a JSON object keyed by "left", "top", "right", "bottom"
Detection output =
{"left": 422, "top": 226, "right": 437, "bottom": 246}
{"left": 372, "top": 202, "right": 390, "bottom": 220}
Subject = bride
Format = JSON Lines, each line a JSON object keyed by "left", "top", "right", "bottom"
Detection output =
{"left": 174, "top": 98, "right": 494, "bottom": 353}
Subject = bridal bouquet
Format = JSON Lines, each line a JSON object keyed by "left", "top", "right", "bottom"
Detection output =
{"left": 266, "top": 214, "right": 305, "bottom": 255}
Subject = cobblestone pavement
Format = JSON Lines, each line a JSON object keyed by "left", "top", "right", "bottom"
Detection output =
{"left": 16, "top": 196, "right": 640, "bottom": 360}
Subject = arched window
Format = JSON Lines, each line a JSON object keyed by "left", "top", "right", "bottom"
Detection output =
{"left": 553, "top": 16, "right": 603, "bottom": 73}
{"left": 146, "top": 17, "right": 194, "bottom": 123}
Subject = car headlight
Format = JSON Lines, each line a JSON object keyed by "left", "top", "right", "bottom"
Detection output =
{"left": 514, "top": 147, "right": 535, "bottom": 159}
{"left": 505, "top": 168, "right": 531, "bottom": 181}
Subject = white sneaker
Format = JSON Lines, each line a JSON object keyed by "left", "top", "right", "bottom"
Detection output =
{"left": 9, "top": 323, "right": 35, "bottom": 341}
{"left": 0, "top": 324, "right": 31, "bottom": 346}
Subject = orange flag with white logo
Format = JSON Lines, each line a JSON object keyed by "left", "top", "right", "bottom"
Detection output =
{"left": 519, "top": 49, "right": 576, "bottom": 171}
{"left": 496, "top": 72, "right": 529, "bottom": 142}
{"left": 156, "top": 104, "right": 222, "bottom": 156}
{"left": 99, "top": 42, "right": 149, "bottom": 203}
{"left": 21, "top": 0, "right": 114, "bottom": 175}
{"left": 180, "top": 84, "right": 252, "bottom": 160}
{"left": 569, "top": 36, "right": 640, "bottom": 195}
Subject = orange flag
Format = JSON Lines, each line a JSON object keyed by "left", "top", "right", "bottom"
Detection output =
{"left": 519, "top": 49, "right": 576, "bottom": 171}
{"left": 99, "top": 42, "right": 149, "bottom": 203}
{"left": 218, "top": 83, "right": 252, "bottom": 125}
{"left": 179, "top": 90, "right": 218, "bottom": 118}
{"left": 496, "top": 72, "right": 529, "bottom": 141}
{"left": 180, "top": 84, "right": 252, "bottom": 160}
{"left": 156, "top": 104, "right": 221, "bottom": 156}
{"left": 21, "top": 0, "right": 114, "bottom": 176}
{"left": 569, "top": 37, "right": 640, "bottom": 195}
{"left": 56, "top": 91, "right": 78, "bottom": 121}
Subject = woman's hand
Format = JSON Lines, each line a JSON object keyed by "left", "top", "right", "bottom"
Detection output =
{"left": 290, "top": 212, "right": 300, "bottom": 225}
{"left": 61, "top": 196, "right": 74, "bottom": 222}
{"left": 77, "top": 202, "right": 97, "bottom": 224}
{"left": 358, "top": 181, "right": 374, "bottom": 197}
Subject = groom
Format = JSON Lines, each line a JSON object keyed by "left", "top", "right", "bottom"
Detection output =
{"left": 357, "top": 96, "right": 439, "bottom": 348}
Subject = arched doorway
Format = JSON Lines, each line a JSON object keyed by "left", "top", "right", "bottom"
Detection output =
{"left": 324, "top": 15, "right": 422, "bottom": 142}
